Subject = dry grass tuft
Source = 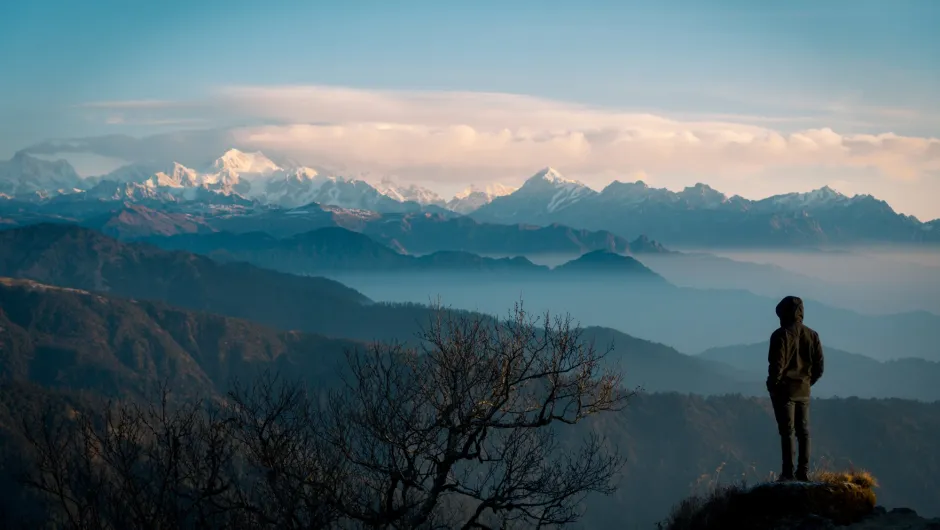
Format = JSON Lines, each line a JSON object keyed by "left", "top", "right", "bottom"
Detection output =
{"left": 810, "top": 469, "right": 878, "bottom": 490}
{"left": 658, "top": 468, "right": 878, "bottom": 530}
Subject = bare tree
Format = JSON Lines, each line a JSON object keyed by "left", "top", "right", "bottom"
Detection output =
{"left": 316, "top": 303, "right": 629, "bottom": 529}
{"left": 19, "top": 387, "right": 244, "bottom": 530}
{"left": 223, "top": 372, "right": 341, "bottom": 529}
{"left": 19, "top": 303, "right": 629, "bottom": 529}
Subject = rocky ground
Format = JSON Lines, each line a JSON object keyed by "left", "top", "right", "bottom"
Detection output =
{"left": 658, "top": 471, "right": 940, "bottom": 530}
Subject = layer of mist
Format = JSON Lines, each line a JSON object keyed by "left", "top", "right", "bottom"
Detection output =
{"left": 469, "top": 248, "right": 940, "bottom": 316}
{"left": 329, "top": 271, "right": 938, "bottom": 362}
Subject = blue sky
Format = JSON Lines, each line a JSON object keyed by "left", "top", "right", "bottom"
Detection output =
{"left": 2, "top": 0, "right": 939, "bottom": 217}
{"left": 4, "top": 0, "right": 938, "bottom": 120}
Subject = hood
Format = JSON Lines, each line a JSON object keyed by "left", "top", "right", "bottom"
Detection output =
{"left": 775, "top": 295, "right": 804, "bottom": 326}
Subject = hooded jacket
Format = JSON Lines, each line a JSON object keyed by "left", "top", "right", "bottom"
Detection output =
{"left": 767, "top": 296, "right": 825, "bottom": 398}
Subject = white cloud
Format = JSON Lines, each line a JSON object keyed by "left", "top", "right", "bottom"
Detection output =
{"left": 185, "top": 86, "right": 936, "bottom": 186}
{"left": 80, "top": 99, "right": 182, "bottom": 109}
{"left": 73, "top": 85, "right": 940, "bottom": 217}
{"left": 211, "top": 86, "right": 936, "bottom": 182}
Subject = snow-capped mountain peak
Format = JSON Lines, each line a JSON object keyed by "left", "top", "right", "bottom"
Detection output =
{"left": 447, "top": 183, "right": 518, "bottom": 214}
{"left": 487, "top": 167, "right": 597, "bottom": 214}
{"left": 813, "top": 185, "right": 843, "bottom": 200}
{"left": 210, "top": 149, "right": 281, "bottom": 176}
{"left": 373, "top": 178, "right": 445, "bottom": 206}
{"left": 150, "top": 162, "right": 199, "bottom": 188}
{"left": 452, "top": 183, "right": 517, "bottom": 201}
{"left": 764, "top": 185, "right": 849, "bottom": 210}
{"left": 527, "top": 166, "right": 580, "bottom": 186}
{"left": 270, "top": 166, "right": 320, "bottom": 182}
{"left": 677, "top": 183, "right": 729, "bottom": 208}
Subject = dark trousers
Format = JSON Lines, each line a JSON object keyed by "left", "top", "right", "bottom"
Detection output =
{"left": 771, "top": 394, "right": 810, "bottom": 478}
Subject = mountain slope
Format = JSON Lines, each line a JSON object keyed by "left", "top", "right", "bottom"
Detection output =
{"left": 0, "top": 223, "right": 392, "bottom": 341}
{"left": 0, "top": 153, "right": 83, "bottom": 197}
{"left": 0, "top": 277, "right": 358, "bottom": 397}
{"left": 699, "top": 342, "right": 940, "bottom": 401}
{"left": 83, "top": 203, "right": 217, "bottom": 238}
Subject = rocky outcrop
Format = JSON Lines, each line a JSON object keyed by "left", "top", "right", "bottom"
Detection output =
{"left": 659, "top": 471, "right": 939, "bottom": 530}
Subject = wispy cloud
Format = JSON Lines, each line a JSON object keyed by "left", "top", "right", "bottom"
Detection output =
{"left": 102, "top": 116, "right": 208, "bottom": 126}
{"left": 200, "top": 85, "right": 939, "bottom": 183}
{"left": 69, "top": 85, "right": 940, "bottom": 216}
{"left": 80, "top": 99, "right": 181, "bottom": 110}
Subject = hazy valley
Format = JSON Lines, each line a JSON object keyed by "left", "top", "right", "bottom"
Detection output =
{"left": 2, "top": 146, "right": 940, "bottom": 529}
{"left": 2, "top": 275, "right": 939, "bottom": 529}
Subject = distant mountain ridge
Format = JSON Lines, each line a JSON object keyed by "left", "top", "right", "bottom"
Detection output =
{"left": 4, "top": 151, "right": 937, "bottom": 246}
{"left": 1, "top": 200, "right": 673, "bottom": 257}
{"left": 143, "top": 226, "right": 553, "bottom": 275}
{"left": 470, "top": 168, "right": 938, "bottom": 246}
{"left": 0, "top": 149, "right": 511, "bottom": 214}
{"left": 125, "top": 224, "right": 669, "bottom": 282}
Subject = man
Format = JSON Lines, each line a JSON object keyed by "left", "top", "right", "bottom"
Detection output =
{"left": 767, "top": 295, "right": 825, "bottom": 482}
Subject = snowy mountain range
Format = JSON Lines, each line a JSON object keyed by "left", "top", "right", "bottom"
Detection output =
{"left": 1, "top": 148, "right": 938, "bottom": 246}
{"left": 476, "top": 170, "right": 879, "bottom": 219}
{"left": 469, "top": 168, "right": 934, "bottom": 245}
{"left": 0, "top": 149, "right": 513, "bottom": 213}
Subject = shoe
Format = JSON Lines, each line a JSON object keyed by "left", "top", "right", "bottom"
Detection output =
{"left": 776, "top": 474, "right": 794, "bottom": 482}
{"left": 795, "top": 471, "right": 809, "bottom": 482}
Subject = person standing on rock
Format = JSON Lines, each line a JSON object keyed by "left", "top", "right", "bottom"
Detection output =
{"left": 767, "top": 295, "right": 825, "bottom": 482}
